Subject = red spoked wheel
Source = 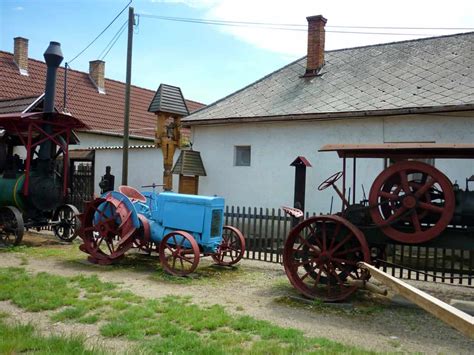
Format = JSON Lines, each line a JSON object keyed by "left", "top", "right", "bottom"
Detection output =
{"left": 159, "top": 231, "right": 200, "bottom": 276}
{"left": 283, "top": 215, "right": 370, "bottom": 302}
{"left": 211, "top": 226, "right": 246, "bottom": 266}
{"left": 369, "top": 161, "right": 455, "bottom": 244}
{"left": 78, "top": 197, "right": 136, "bottom": 265}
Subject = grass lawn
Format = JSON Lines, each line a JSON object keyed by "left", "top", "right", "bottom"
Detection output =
{"left": 0, "top": 267, "right": 376, "bottom": 354}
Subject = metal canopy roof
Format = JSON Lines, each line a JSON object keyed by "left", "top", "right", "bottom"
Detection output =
{"left": 172, "top": 150, "right": 207, "bottom": 176}
{"left": 319, "top": 143, "right": 474, "bottom": 159}
{"left": 0, "top": 95, "right": 44, "bottom": 114}
{"left": 0, "top": 111, "right": 89, "bottom": 130}
{"left": 148, "top": 84, "right": 189, "bottom": 116}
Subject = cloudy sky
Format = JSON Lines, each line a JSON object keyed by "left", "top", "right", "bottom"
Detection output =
{"left": 1, "top": 0, "right": 473, "bottom": 103}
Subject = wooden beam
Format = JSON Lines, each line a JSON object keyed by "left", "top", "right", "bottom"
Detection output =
{"left": 358, "top": 262, "right": 474, "bottom": 338}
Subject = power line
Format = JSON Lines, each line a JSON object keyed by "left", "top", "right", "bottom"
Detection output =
{"left": 138, "top": 14, "right": 474, "bottom": 35}
{"left": 99, "top": 19, "right": 128, "bottom": 60}
{"left": 68, "top": 0, "right": 132, "bottom": 64}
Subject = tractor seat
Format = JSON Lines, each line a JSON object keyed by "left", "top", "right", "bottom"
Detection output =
{"left": 118, "top": 185, "right": 147, "bottom": 203}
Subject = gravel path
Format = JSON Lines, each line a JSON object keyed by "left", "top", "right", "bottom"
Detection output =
{"left": 0, "top": 234, "right": 473, "bottom": 353}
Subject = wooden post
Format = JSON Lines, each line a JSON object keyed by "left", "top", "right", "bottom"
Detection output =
{"left": 121, "top": 6, "right": 134, "bottom": 185}
{"left": 161, "top": 136, "right": 176, "bottom": 191}
{"left": 359, "top": 262, "right": 474, "bottom": 338}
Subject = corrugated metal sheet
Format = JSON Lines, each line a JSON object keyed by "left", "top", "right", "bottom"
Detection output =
{"left": 148, "top": 84, "right": 189, "bottom": 116}
{"left": 88, "top": 144, "right": 156, "bottom": 150}
{"left": 172, "top": 150, "right": 206, "bottom": 176}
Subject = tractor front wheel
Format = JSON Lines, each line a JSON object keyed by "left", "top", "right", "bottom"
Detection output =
{"left": 212, "top": 226, "right": 246, "bottom": 266}
{"left": 283, "top": 215, "right": 370, "bottom": 302}
{"left": 159, "top": 231, "right": 200, "bottom": 276}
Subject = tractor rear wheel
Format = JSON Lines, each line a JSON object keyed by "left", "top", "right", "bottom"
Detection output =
{"left": 78, "top": 198, "right": 136, "bottom": 264}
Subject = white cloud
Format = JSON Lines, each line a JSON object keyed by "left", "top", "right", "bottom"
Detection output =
{"left": 13, "top": 6, "right": 24, "bottom": 11}
{"left": 173, "top": 0, "right": 474, "bottom": 56}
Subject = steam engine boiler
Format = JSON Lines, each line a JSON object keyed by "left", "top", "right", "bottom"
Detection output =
{"left": 0, "top": 41, "right": 87, "bottom": 246}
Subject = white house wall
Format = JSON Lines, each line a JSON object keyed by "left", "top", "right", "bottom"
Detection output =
{"left": 191, "top": 112, "right": 474, "bottom": 213}
{"left": 93, "top": 148, "right": 180, "bottom": 195}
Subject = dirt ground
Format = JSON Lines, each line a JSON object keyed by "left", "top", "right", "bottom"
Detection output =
{"left": 1, "top": 232, "right": 473, "bottom": 354}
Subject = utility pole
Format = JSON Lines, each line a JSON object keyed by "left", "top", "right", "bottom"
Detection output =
{"left": 122, "top": 6, "right": 134, "bottom": 185}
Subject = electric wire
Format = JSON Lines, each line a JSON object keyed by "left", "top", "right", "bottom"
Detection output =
{"left": 68, "top": 0, "right": 132, "bottom": 64}
{"left": 99, "top": 19, "right": 128, "bottom": 60}
{"left": 138, "top": 14, "right": 474, "bottom": 36}
{"left": 65, "top": 1, "right": 132, "bottom": 103}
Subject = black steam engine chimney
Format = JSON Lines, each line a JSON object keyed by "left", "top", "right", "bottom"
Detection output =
{"left": 38, "top": 41, "right": 63, "bottom": 165}
{"left": 29, "top": 41, "right": 65, "bottom": 212}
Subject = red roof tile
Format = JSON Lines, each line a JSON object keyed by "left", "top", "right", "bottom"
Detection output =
{"left": 0, "top": 51, "right": 205, "bottom": 139}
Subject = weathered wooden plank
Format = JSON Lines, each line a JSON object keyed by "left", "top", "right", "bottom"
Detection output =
{"left": 359, "top": 262, "right": 474, "bottom": 339}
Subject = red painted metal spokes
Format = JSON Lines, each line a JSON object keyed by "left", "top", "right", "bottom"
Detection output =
{"left": 283, "top": 215, "right": 370, "bottom": 302}
{"left": 78, "top": 198, "right": 135, "bottom": 265}
{"left": 369, "top": 161, "right": 455, "bottom": 244}
{"left": 211, "top": 226, "right": 246, "bottom": 266}
{"left": 159, "top": 231, "right": 200, "bottom": 276}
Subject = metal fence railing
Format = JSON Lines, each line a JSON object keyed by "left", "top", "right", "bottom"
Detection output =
{"left": 224, "top": 205, "right": 474, "bottom": 286}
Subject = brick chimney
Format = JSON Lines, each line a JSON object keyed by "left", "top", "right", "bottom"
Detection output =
{"left": 304, "top": 15, "right": 327, "bottom": 77}
{"left": 14, "top": 37, "right": 29, "bottom": 75}
{"left": 89, "top": 60, "right": 106, "bottom": 94}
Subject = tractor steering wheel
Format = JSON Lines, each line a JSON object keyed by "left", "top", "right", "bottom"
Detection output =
{"left": 318, "top": 171, "right": 343, "bottom": 191}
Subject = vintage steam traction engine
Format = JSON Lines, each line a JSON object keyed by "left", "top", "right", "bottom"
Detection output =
{"left": 78, "top": 186, "right": 246, "bottom": 275}
{"left": 283, "top": 143, "right": 474, "bottom": 301}
{"left": 0, "top": 42, "right": 87, "bottom": 246}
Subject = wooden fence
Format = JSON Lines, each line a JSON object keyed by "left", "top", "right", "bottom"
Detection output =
{"left": 224, "top": 206, "right": 474, "bottom": 286}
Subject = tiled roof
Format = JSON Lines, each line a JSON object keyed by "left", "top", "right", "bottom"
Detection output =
{"left": 184, "top": 32, "right": 474, "bottom": 124}
{"left": 0, "top": 51, "right": 205, "bottom": 138}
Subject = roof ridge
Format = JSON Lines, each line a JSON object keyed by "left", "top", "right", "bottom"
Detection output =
{"left": 325, "top": 31, "right": 474, "bottom": 54}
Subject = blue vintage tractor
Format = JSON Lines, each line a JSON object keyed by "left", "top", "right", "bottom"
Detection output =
{"left": 78, "top": 186, "right": 246, "bottom": 275}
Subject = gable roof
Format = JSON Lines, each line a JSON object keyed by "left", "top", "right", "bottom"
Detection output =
{"left": 172, "top": 150, "right": 207, "bottom": 176}
{"left": 184, "top": 32, "right": 474, "bottom": 125}
{"left": 148, "top": 84, "right": 190, "bottom": 116}
{"left": 0, "top": 51, "right": 205, "bottom": 139}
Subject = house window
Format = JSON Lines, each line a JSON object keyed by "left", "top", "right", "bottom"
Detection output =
{"left": 234, "top": 146, "right": 251, "bottom": 166}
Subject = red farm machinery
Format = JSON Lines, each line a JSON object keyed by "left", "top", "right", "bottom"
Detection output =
{"left": 283, "top": 143, "right": 474, "bottom": 302}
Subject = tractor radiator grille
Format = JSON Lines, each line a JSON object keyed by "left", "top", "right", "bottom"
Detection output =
{"left": 211, "top": 209, "right": 222, "bottom": 236}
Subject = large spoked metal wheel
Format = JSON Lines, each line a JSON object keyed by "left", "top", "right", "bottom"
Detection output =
{"left": 211, "top": 225, "right": 246, "bottom": 266}
{"left": 283, "top": 215, "right": 370, "bottom": 302}
{"left": 0, "top": 206, "right": 24, "bottom": 247}
{"left": 159, "top": 231, "right": 200, "bottom": 276}
{"left": 369, "top": 161, "right": 455, "bottom": 244}
{"left": 53, "top": 204, "right": 80, "bottom": 242}
{"left": 79, "top": 198, "right": 136, "bottom": 264}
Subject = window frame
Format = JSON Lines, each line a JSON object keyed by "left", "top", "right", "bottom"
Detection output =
{"left": 234, "top": 145, "right": 251, "bottom": 167}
